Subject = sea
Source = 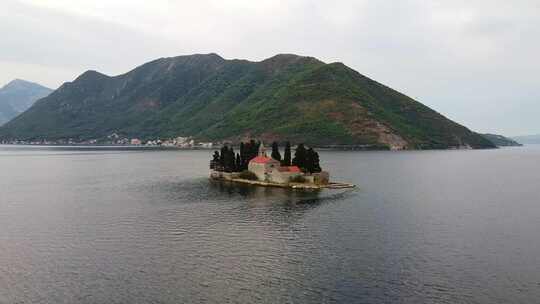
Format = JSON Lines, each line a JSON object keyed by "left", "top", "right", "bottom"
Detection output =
{"left": 1, "top": 145, "right": 539, "bottom": 303}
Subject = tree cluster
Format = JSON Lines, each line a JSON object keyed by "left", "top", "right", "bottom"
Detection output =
{"left": 271, "top": 142, "right": 281, "bottom": 162}
{"left": 210, "top": 140, "right": 321, "bottom": 174}
{"left": 239, "top": 140, "right": 261, "bottom": 171}
{"left": 210, "top": 140, "right": 261, "bottom": 172}
{"left": 209, "top": 145, "right": 238, "bottom": 172}
{"left": 292, "top": 144, "right": 322, "bottom": 173}
{"left": 282, "top": 141, "right": 292, "bottom": 166}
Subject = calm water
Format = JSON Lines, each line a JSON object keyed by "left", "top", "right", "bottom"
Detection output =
{"left": 1, "top": 145, "right": 539, "bottom": 303}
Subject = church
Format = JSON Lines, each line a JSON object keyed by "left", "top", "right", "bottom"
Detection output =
{"left": 248, "top": 143, "right": 303, "bottom": 184}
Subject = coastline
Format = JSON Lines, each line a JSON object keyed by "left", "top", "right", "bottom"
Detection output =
{"left": 0, "top": 143, "right": 507, "bottom": 151}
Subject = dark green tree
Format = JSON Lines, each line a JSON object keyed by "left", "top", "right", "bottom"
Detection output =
{"left": 271, "top": 141, "right": 281, "bottom": 161}
{"left": 249, "top": 140, "right": 257, "bottom": 153}
{"left": 223, "top": 146, "right": 235, "bottom": 172}
{"left": 312, "top": 149, "right": 322, "bottom": 173}
{"left": 210, "top": 150, "right": 221, "bottom": 170}
{"left": 241, "top": 140, "right": 256, "bottom": 170}
{"left": 246, "top": 140, "right": 260, "bottom": 161}
{"left": 239, "top": 142, "right": 245, "bottom": 169}
{"left": 225, "top": 147, "right": 236, "bottom": 172}
{"left": 253, "top": 140, "right": 260, "bottom": 157}
{"left": 282, "top": 141, "right": 291, "bottom": 166}
{"left": 292, "top": 143, "right": 307, "bottom": 171}
{"left": 305, "top": 148, "right": 313, "bottom": 173}
{"left": 305, "top": 148, "right": 322, "bottom": 173}
{"left": 235, "top": 153, "right": 241, "bottom": 172}
{"left": 220, "top": 146, "right": 228, "bottom": 168}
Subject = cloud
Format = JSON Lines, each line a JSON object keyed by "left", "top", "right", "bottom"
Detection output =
{"left": 1, "top": 0, "right": 539, "bottom": 135}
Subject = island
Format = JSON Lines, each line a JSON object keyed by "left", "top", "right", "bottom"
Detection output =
{"left": 209, "top": 141, "right": 355, "bottom": 190}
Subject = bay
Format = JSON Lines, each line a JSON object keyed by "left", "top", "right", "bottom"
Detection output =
{"left": 1, "top": 145, "right": 539, "bottom": 303}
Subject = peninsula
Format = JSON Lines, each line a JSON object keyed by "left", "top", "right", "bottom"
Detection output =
{"left": 209, "top": 141, "right": 355, "bottom": 190}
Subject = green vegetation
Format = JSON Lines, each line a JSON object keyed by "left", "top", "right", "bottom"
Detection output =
{"left": 289, "top": 175, "right": 307, "bottom": 183}
{"left": 271, "top": 141, "right": 281, "bottom": 162}
{"left": 239, "top": 140, "right": 260, "bottom": 170}
{"left": 292, "top": 144, "right": 322, "bottom": 173}
{"left": 0, "top": 53, "right": 495, "bottom": 149}
{"left": 210, "top": 140, "right": 261, "bottom": 173}
{"left": 282, "top": 142, "right": 292, "bottom": 166}
{"left": 481, "top": 133, "right": 522, "bottom": 147}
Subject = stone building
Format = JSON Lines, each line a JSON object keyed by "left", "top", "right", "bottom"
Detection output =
{"left": 248, "top": 143, "right": 302, "bottom": 184}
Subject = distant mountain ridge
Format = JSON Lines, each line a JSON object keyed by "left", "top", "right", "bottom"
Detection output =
{"left": 481, "top": 133, "right": 522, "bottom": 147}
{"left": 0, "top": 53, "right": 495, "bottom": 149}
{"left": 0, "top": 79, "right": 52, "bottom": 125}
{"left": 512, "top": 134, "right": 540, "bottom": 145}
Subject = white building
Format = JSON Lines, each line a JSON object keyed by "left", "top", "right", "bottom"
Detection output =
{"left": 175, "top": 137, "right": 189, "bottom": 145}
{"left": 199, "top": 142, "right": 213, "bottom": 148}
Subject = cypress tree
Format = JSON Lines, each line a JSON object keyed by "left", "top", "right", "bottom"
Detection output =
{"left": 292, "top": 143, "right": 307, "bottom": 171}
{"left": 242, "top": 140, "right": 254, "bottom": 165}
{"left": 305, "top": 148, "right": 322, "bottom": 173}
{"left": 243, "top": 140, "right": 254, "bottom": 169}
{"left": 254, "top": 140, "right": 261, "bottom": 156}
{"left": 227, "top": 147, "right": 236, "bottom": 172}
{"left": 312, "top": 149, "right": 322, "bottom": 173}
{"left": 239, "top": 142, "right": 245, "bottom": 169}
{"left": 236, "top": 153, "right": 241, "bottom": 172}
{"left": 249, "top": 140, "right": 256, "bottom": 155}
{"left": 305, "top": 148, "right": 314, "bottom": 173}
{"left": 282, "top": 141, "right": 291, "bottom": 166}
{"left": 247, "top": 141, "right": 254, "bottom": 168}
{"left": 245, "top": 140, "right": 259, "bottom": 160}
{"left": 271, "top": 141, "right": 281, "bottom": 161}
{"left": 220, "top": 146, "right": 228, "bottom": 168}
{"left": 211, "top": 150, "right": 220, "bottom": 170}
{"left": 222, "top": 146, "right": 229, "bottom": 172}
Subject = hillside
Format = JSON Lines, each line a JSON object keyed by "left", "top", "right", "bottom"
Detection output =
{"left": 481, "top": 133, "right": 522, "bottom": 147}
{"left": 0, "top": 54, "right": 495, "bottom": 149}
{"left": 512, "top": 134, "right": 540, "bottom": 145}
{"left": 0, "top": 79, "right": 52, "bottom": 125}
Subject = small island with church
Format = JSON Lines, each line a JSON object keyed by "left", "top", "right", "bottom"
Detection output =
{"left": 209, "top": 141, "right": 355, "bottom": 190}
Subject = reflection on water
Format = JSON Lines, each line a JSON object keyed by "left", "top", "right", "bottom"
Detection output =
{"left": 1, "top": 146, "right": 540, "bottom": 303}
{"left": 208, "top": 179, "right": 330, "bottom": 204}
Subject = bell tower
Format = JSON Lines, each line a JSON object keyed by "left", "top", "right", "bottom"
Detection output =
{"left": 258, "top": 141, "right": 266, "bottom": 157}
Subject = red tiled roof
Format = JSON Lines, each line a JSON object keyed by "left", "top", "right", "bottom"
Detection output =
{"left": 250, "top": 156, "right": 274, "bottom": 164}
{"left": 278, "top": 166, "right": 301, "bottom": 172}
{"left": 288, "top": 166, "right": 301, "bottom": 172}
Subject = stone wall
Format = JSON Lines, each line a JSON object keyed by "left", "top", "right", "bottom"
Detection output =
{"left": 314, "top": 171, "right": 330, "bottom": 185}
{"left": 268, "top": 170, "right": 301, "bottom": 184}
{"left": 248, "top": 162, "right": 268, "bottom": 181}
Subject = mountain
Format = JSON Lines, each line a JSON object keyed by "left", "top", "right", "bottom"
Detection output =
{"left": 0, "top": 79, "right": 53, "bottom": 126}
{"left": 481, "top": 133, "right": 522, "bottom": 147}
{"left": 512, "top": 134, "right": 540, "bottom": 145}
{"left": 0, "top": 53, "right": 495, "bottom": 149}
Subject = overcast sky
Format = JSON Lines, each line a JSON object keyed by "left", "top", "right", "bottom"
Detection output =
{"left": 1, "top": 0, "right": 539, "bottom": 135}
